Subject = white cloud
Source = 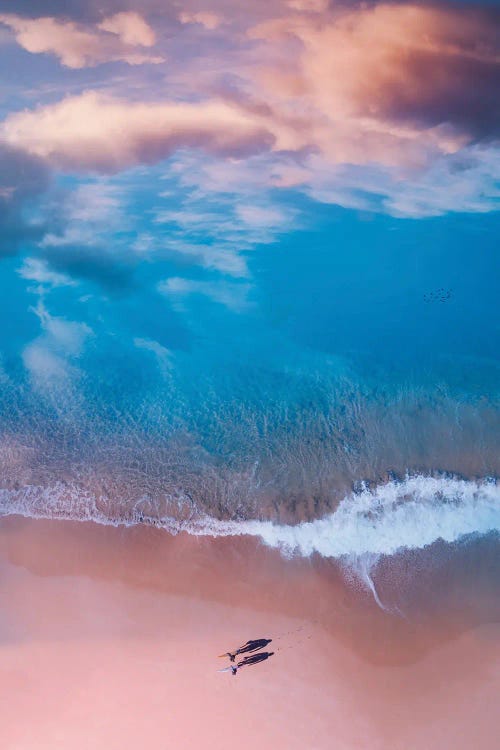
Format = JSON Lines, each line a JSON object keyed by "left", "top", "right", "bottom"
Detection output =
{"left": 235, "top": 204, "right": 290, "bottom": 228}
{"left": 299, "top": 146, "right": 500, "bottom": 218}
{"left": 23, "top": 342, "right": 71, "bottom": 385}
{"left": 18, "top": 257, "right": 77, "bottom": 288}
{"left": 22, "top": 301, "right": 92, "bottom": 393}
{"left": 33, "top": 301, "right": 92, "bottom": 356}
{"left": 158, "top": 277, "right": 251, "bottom": 312}
{"left": 131, "top": 233, "right": 156, "bottom": 255}
{"left": 41, "top": 181, "right": 128, "bottom": 249}
{"left": 133, "top": 337, "right": 172, "bottom": 373}
{"left": 154, "top": 152, "right": 299, "bottom": 276}
{"left": 158, "top": 237, "right": 250, "bottom": 277}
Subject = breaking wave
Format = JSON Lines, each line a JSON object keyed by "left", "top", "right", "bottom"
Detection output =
{"left": 0, "top": 474, "right": 498, "bottom": 561}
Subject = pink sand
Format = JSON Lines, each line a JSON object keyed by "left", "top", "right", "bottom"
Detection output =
{"left": 0, "top": 517, "right": 498, "bottom": 749}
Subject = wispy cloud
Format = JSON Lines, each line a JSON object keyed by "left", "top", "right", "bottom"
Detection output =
{"left": 294, "top": 146, "right": 500, "bottom": 217}
{"left": 41, "top": 180, "right": 128, "bottom": 247}
{"left": 155, "top": 151, "right": 298, "bottom": 276}
{"left": 22, "top": 300, "right": 92, "bottom": 393}
{"left": 133, "top": 336, "right": 172, "bottom": 374}
{"left": 18, "top": 257, "right": 77, "bottom": 288}
{"left": 178, "top": 11, "right": 222, "bottom": 30}
{"left": 159, "top": 276, "right": 251, "bottom": 312}
{"left": 0, "top": 12, "right": 163, "bottom": 68}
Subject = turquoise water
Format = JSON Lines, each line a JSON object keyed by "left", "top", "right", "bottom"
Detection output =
{"left": 0, "top": 197, "right": 498, "bottom": 526}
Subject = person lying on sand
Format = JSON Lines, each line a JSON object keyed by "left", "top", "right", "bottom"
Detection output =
{"left": 230, "top": 651, "right": 274, "bottom": 675}
{"left": 219, "top": 638, "right": 272, "bottom": 662}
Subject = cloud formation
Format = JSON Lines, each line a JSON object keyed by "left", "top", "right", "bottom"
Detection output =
{"left": 155, "top": 152, "right": 297, "bottom": 275}
{"left": 159, "top": 277, "right": 251, "bottom": 312}
{"left": 18, "top": 257, "right": 77, "bottom": 289}
{"left": 133, "top": 337, "right": 172, "bottom": 374}
{"left": 3, "top": 4, "right": 498, "bottom": 164}
{"left": 178, "top": 11, "right": 222, "bottom": 30}
{"left": 22, "top": 301, "right": 92, "bottom": 393}
{"left": 98, "top": 11, "right": 156, "bottom": 46}
{"left": 0, "top": 11, "right": 162, "bottom": 67}
{"left": 0, "top": 1, "right": 498, "bottom": 223}
{"left": 1, "top": 91, "right": 274, "bottom": 172}
{"left": 247, "top": 2, "right": 500, "bottom": 167}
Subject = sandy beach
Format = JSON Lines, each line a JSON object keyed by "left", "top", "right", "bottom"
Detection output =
{"left": 0, "top": 516, "right": 499, "bottom": 750}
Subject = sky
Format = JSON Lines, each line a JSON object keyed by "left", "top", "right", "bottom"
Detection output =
{"left": 0, "top": 1, "right": 499, "bottom": 510}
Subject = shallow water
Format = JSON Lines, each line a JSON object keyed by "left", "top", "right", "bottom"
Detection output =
{"left": 0, "top": 205, "right": 498, "bottom": 583}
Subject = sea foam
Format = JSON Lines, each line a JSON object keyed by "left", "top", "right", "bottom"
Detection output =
{"left": 0, "top": 475, "right": 498, "bottom": 561}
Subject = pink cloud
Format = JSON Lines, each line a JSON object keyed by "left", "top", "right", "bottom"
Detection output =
{"left": 0, "top": 2, "right": 498, "bottom": 217}
{"left": 250, "top": 3, "right": 500, "bottom": 150}
{"left": 1, "top": 91, "right": 274, "bottom": 172}
{"left": 0, "top": 12, "right": 162, "bottom": 68}
{"left": 178, "top": 11, "right": 222, "bottom": 30}
{"left": 97, "top": 12, "right": 157, "bottom": 47}
{"left": 286, "top": 0, "right": 329, "bottom": 12}
{"left": 4, "top": 4, "right": 497, "bottom": 163}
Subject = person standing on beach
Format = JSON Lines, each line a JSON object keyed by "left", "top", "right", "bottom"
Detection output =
{"left": 220, "top": 638, "right": 272, "bottom": 662}
{"left": 230, "top": 651, "right": 275, "bottom": 675}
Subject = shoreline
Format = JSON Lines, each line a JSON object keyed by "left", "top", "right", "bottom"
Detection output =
{"left": 0, "top": 515, "right": 499, "bottom": 749}
{"left": 1, "top": 473, "right": 498, "bottom": 561}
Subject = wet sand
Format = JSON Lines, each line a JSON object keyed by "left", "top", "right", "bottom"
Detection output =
{"left": 0, "top": 516, "right": 499, "bottom": 749}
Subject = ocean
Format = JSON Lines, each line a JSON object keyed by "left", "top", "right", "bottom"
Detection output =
{"left": 0, "top": 205, "right": 498, "bottom": 606}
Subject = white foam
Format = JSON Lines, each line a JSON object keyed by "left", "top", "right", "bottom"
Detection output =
{"left": 0, "top": 475, "right": 498, "bottom": 560}
{"left": 238, "top": 476, "right": 500, "bottom": 558}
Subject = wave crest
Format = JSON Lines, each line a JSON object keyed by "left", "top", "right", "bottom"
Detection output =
{"left": 1, "top": 475, "right": 498, "bottom": 560}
